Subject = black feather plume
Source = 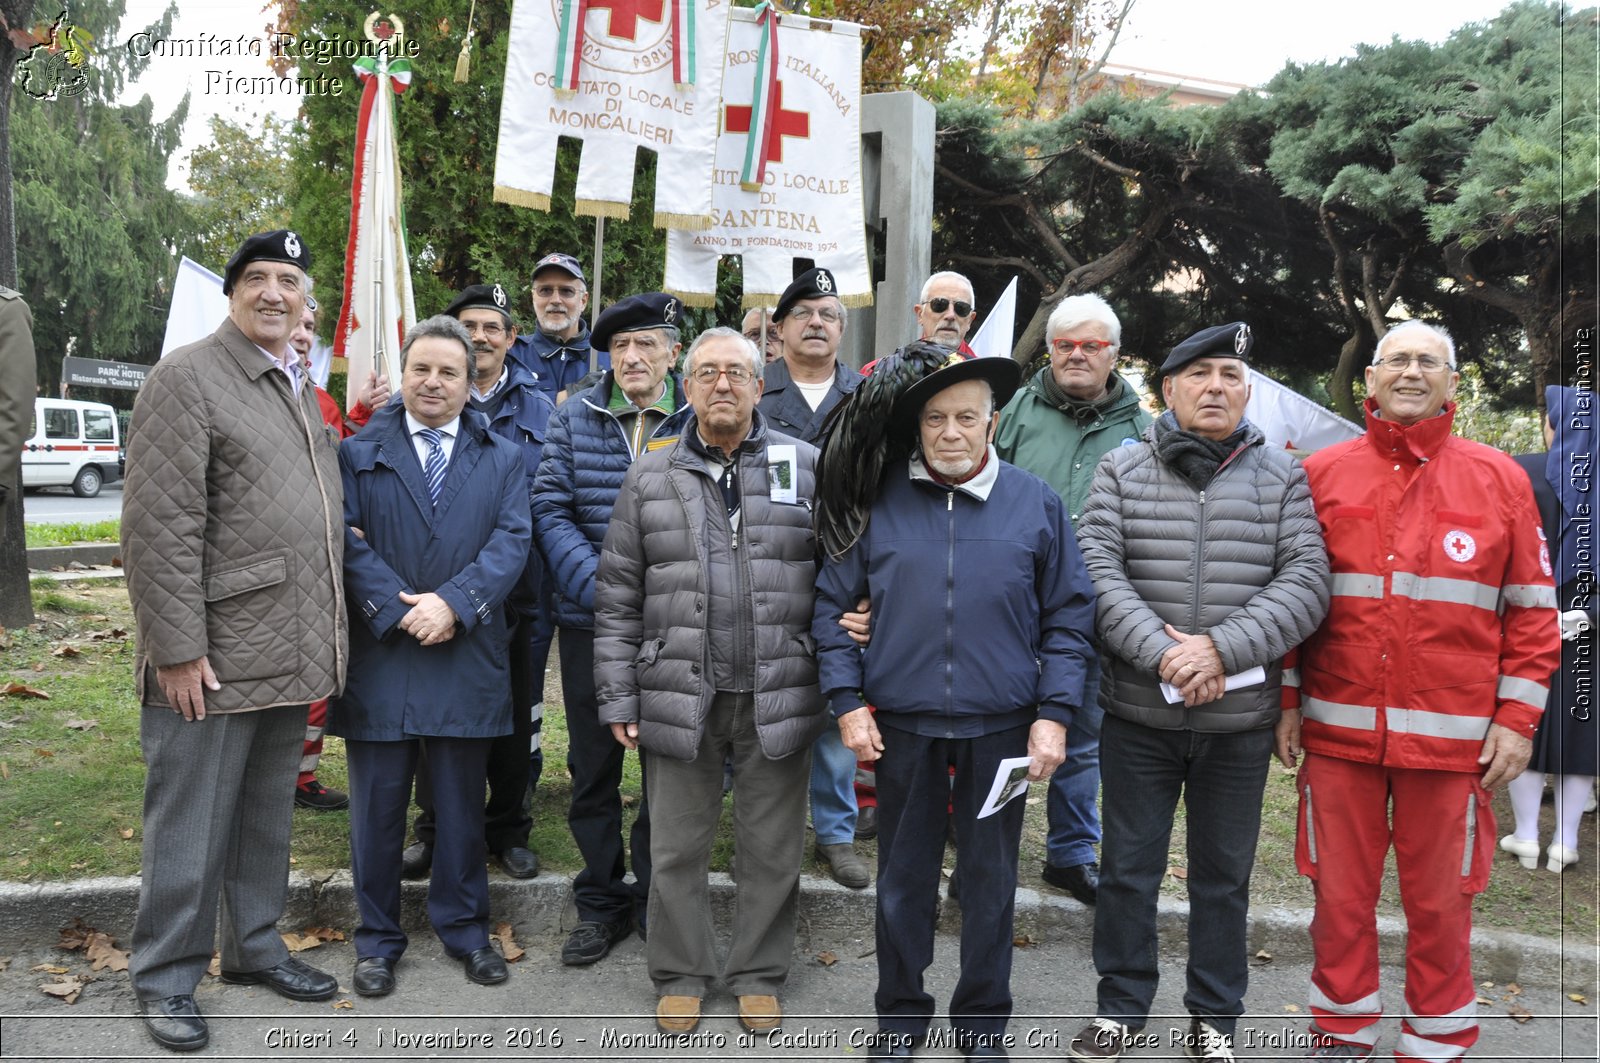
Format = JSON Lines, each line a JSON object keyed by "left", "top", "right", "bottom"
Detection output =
{"left": 814, "top": 344, "right": 953, "bottom": 560}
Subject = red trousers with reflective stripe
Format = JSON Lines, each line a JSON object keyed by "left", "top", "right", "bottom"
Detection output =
{"left": 1297, "top": 754, "right": 1494, "bottom": 1061}
{"left": 298, "top": 698, "right": 329, "bottom": 786}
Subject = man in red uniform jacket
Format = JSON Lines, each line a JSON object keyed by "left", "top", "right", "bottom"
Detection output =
{"left": 1279, "top": 321, "right": 1560, "bottom": 1063}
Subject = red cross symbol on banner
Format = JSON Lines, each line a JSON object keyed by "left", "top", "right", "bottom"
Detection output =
{"left": 725, "top": 80, "right": 810, "bottom": 166}
{"left": 590, "top": 0, "right": 666, "bottom": 41}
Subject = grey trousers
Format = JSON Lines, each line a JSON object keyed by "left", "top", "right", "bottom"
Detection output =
{"left": 643, "top": 692, "right": 813, "bottom": 998}
{"left": 129, "top": 703, "right": 306, "bottom": 999}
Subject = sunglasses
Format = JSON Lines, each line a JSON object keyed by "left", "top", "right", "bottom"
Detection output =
{"left": 925, "top": 297, "right": 973, "bottom": 317}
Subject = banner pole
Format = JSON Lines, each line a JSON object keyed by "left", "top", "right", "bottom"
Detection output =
{"left": 591, "top": 215, "right": 606, "bottom": 373}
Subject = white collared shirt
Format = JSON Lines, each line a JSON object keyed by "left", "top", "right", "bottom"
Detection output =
{"left": 254, "top": 343, "right": 306, "bottom": 396}
{"left": 405, "top": 411, "right": 460, "bottom": 468}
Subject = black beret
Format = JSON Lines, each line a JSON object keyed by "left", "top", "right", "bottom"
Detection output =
{"left": 774, "top": 267, "right": 840, "bottom": 321}
{"left": 532, "top": 252, "right": 586, "bottom": 282}
{"left": 223, "top": 230, "right": 310, "bottom": 295}
{"left": 1160, "top": 321, "right": 1253, "bottom": 374}
{"left": 591, "top": 292, "right": 683, "bottom": 353}
{"left": 442, "top": 283, "right": 513, "bottom": 322}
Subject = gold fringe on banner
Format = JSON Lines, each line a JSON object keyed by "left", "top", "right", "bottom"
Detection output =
{"left": 741, "top": 294, "right": 784, "bottom": 311}
{"left": 839, "top": 291, "right": 875, "bottom": 309}
{"left": 653, "top": 210, "right": 713, "bottom": 230}
{"left": 575, "top": 198, "right": 631, "bottom": 219}
{"left": 330, "top": 356, "right": 351, "bottom": 373}
{"left": 454, "top": 0, "right": 476, "bottom": 83}
{"left": 494, "top": 186, "right": 553, "bottom": 210}
{"left": 669, "top": 291, "right": 718, "bottom": 308}
{"left": 554, "top": 88, "right": 578, "bottom": 101}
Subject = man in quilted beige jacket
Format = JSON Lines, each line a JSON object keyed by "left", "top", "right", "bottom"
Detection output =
{"left": 121, "top": 230, "right": 348, "bottom": 1052}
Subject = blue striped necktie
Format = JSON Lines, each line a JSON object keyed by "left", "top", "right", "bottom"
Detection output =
{"left": 419, "top": 428, "right": 446, "bottom": 505}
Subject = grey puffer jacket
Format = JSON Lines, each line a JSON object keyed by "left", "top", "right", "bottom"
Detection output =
{"left": 1078, "top": 420, "right": 1329, "bottom": 732}
{"left": 593, "top": 412, "right": 828, "bottom": 761}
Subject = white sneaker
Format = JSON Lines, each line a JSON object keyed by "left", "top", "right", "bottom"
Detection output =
{"left": 1068, "top": 1018, "right": 1135, "bottom": 1061}
{"left": 1184, "top": 1019, "right": 1235, "bottom": 1061}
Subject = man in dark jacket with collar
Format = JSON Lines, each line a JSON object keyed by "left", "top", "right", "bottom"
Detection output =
{"left": 813, "top": 345, "right": 1098, "bottom": 1061}
{"left": 402, "top": 283, "right": 556, "bottom": 883}
{"left": 333, "top": 314, "right": 531, "bottom": 997}
{"left": 759, "top": 266, "right": 869, "bottom": 887}
{"left": 1068, "top": 323, "right": 1329, "bottom": 1063}
{"left": 508, "top": 252, "right": 608, "bottom": 406}
{"left": 531, "top": 292, "right": 694, "bottom": 966}
{"left": 594, "top": 327, "right": 827, "bottom": 1038}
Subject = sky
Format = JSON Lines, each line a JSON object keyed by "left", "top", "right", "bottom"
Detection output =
{"left": 115, "top": 0, "right": 1527, "bottom": 191}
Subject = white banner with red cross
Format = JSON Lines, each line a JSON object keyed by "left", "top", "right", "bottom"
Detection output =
{"left": 663, "top": 6, "right": 869, "bottom": 309}
{"left": 493, "top": 0, "right": 732, "bottom": 228}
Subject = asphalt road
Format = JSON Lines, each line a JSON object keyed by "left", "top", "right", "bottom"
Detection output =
{"left": 19, "top": 484, "right": 124, "bottom": 526}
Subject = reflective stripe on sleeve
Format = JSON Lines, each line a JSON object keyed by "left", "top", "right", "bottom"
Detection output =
{"left": 1384, "top": 707, "right": 1492, "bottom": 743}
{"left": 1497, "top": 674, "right": 1551, "bottom": 708}
{"left": 1330, "top": 572, "right": 1385, "bottom": 599}
{"left": 1500, "top": 583, "right": 1559, "bottom": 609}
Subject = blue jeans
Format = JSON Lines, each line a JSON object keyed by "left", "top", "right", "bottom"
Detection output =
{"left": 1046, "top": 656, "right": 1104, "bottom": 867}
{"left": 809, "top": 724, "right": 858, "bottom": 845}
{"left": 1092, "top": 713, "right": 1274, "bottom": 1037}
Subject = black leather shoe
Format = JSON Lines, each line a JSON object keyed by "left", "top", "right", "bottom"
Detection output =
{"left": 352, "top": 956, "right": 397, "bottom": 997}
{"left": 401, "top": 841, "right": 433, "bottom": 879}
{"left": 461, "top": 946, "right": 509, "bottom": 985}
{"left": 495, "top": 846, "right": 540, "bottom": 878}
{"left": 1042, "top": 860, "right": 1099, "bottom": 906}
{"left": 219, "top": 956, "right": 337, "bottom": 1001}
{"left": 560, "top": 919, "right": 633, "bottom": 965}
{"left": 139, "top": 995, "right": 208, "bottom": 1052}
{"left": 867, "top": 1030, "right": 916, "bottom": 1060}
{"left": 855, "top": 804, "right": 879, "bottom": 840}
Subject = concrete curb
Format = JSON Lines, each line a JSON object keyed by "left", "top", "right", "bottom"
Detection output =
{"left": 25, "top": 543, "right": 121, "bottom": 570}
{"left": 0, "top": 870, "right": 1591, "bottom": 991}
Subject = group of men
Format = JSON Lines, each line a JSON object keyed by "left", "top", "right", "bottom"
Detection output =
{"left": 119, "top": 227, "right": 1557, "bottom": 1063}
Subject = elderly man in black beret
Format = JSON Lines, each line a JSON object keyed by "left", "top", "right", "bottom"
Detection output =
{"left": 401, "top": 284, "right": 556, "bottom": 883}
{"left": 122, "top": 230, "right": 344, "bottom": 1051}
{"left": 814, "top": 344, "right": 1099, "bottom": 1061}
{"left": 531, "top": 292, "right": 694, "bottom": 966}
{"left": 1066, "top": 323, "right": 1330, "bottom": 1063}
{"left": 757, "top": 266, "right": 870, "bottom": 888}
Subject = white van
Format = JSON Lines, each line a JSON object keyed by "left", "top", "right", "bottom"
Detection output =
{"left": 22, "top": 398, "right": 123, "bottom": 497}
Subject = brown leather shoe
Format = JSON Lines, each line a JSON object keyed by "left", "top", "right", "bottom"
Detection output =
{"left": 656, "top": 995, "right": 702, "bottom": 1034}
{"left": 738, "top": 994, "right": 782, "bottom": 1032}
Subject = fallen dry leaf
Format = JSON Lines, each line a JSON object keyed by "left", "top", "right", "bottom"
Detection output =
{"left": 492, "top": 923, "right": 524, "bottom": 963}
{"left": 1167, "top": 865, "right": 1189, "bottom": 880}
{"left": 1012, "top": 933, "right": 1036, "bottom": 948}
{"left": 58, "top": 921, "right": 94, "bottom": 951}
{"left": 119, "top": 828, "right": 134, "bottom": 840}
{"left": 1476, "top": 995, "right": 1493, "bottom": 1006}
{"left": 30, "top": 661, "right": 45, "bottom": 672}
{"left": 1252, "top": 949, "right": 1274, "bottom": 965}
{"left": 1, "top": 763, "right": 9, "bottom": 779}
{"left": 50, "top": 645, "right": 81, "bottom": 658}
{"left": 816, "top": 951, "right": 838, "bottom": 967}
{"left": 31, "top": 964, "right": 68, "bottom": 975}
{"left": 39, "top": 976, "right": 83, "bottom": 1004}
{"left": 2, "top": 683, "right": 49, "bottom": 699}
{"left": 332, "top": 999, "right": 354, "bottom": 1009}
{"left": 1481, "top": 980, "right": 1496, "bottom": 989}
{"left": 1282, "top": 1004, "right": 1301, "bottom": 1013}
{"left": 1506, "top": 982, "right": 1523, "bottom": 996}
{"left": 1569, "top": 993, "right": 1589, "bottom": 1005}
{"left": 207, "top": 954, "right": 221, "bottom": 977}
{"left": 64, "top": 718, "right": 98, "bottom": 731}
{"left": 304, "top": 927, "right": 346, "bottom": 943}
{"left": 621, "top": 794, "right": 637, "bottom": 808}
{"left": 1509, "top": 1004, "right": 1533, "bottom": 1024}
{"left": 0, "top": 956, "right": 9, "bottom": 972}
{"left": 281, "top": 932, "right": 323, "bottom": 953}
{"left": 86, "top": 934, "right": 130, "bottom": 972}
{"left": 33, "top": 748, "right": 54, "bottom": 758}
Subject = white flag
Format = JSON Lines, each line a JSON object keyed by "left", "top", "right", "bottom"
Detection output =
{"left": 160, "top": 257, "right": 228, "bottom": 358}
{"left": 334, "top": 53, "right": 417, "bottom": 406}
{"left": 968, "top": 276, "right": 1018, "bottom": 358}
{"left": 1245, "top": 369, "right": 1361, "bottom": 451}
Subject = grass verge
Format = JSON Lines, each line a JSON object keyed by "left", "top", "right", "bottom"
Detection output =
{"left": 23, "top": 520, "right": 120, "bottom": 549}
{"left": 1, "top": 582, "right": 1594, "bottom": 946}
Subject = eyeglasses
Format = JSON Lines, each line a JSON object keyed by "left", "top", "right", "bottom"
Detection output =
{"left": 925, "top": 297, "right": 973, "bottom": 317}
{"left": 1051, "top": 339, "right": 1114, "bottom": 356}
{"left": 1373, "top": 353, "right": 1452, "bottom": 373}
{"left": 463, "top": 321, "right": 507, "bottom": 338}
{"left": 744, "top": 328, "right": 781, "bottom": 344}
{"left": 788, "top": 305, "right": 841, "bottom": 325}
{"left": 535, "top": 285, "right": 584, "bottom": 300}
{"left": 691, "top": 364, "right": 756, "bottom": 386}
